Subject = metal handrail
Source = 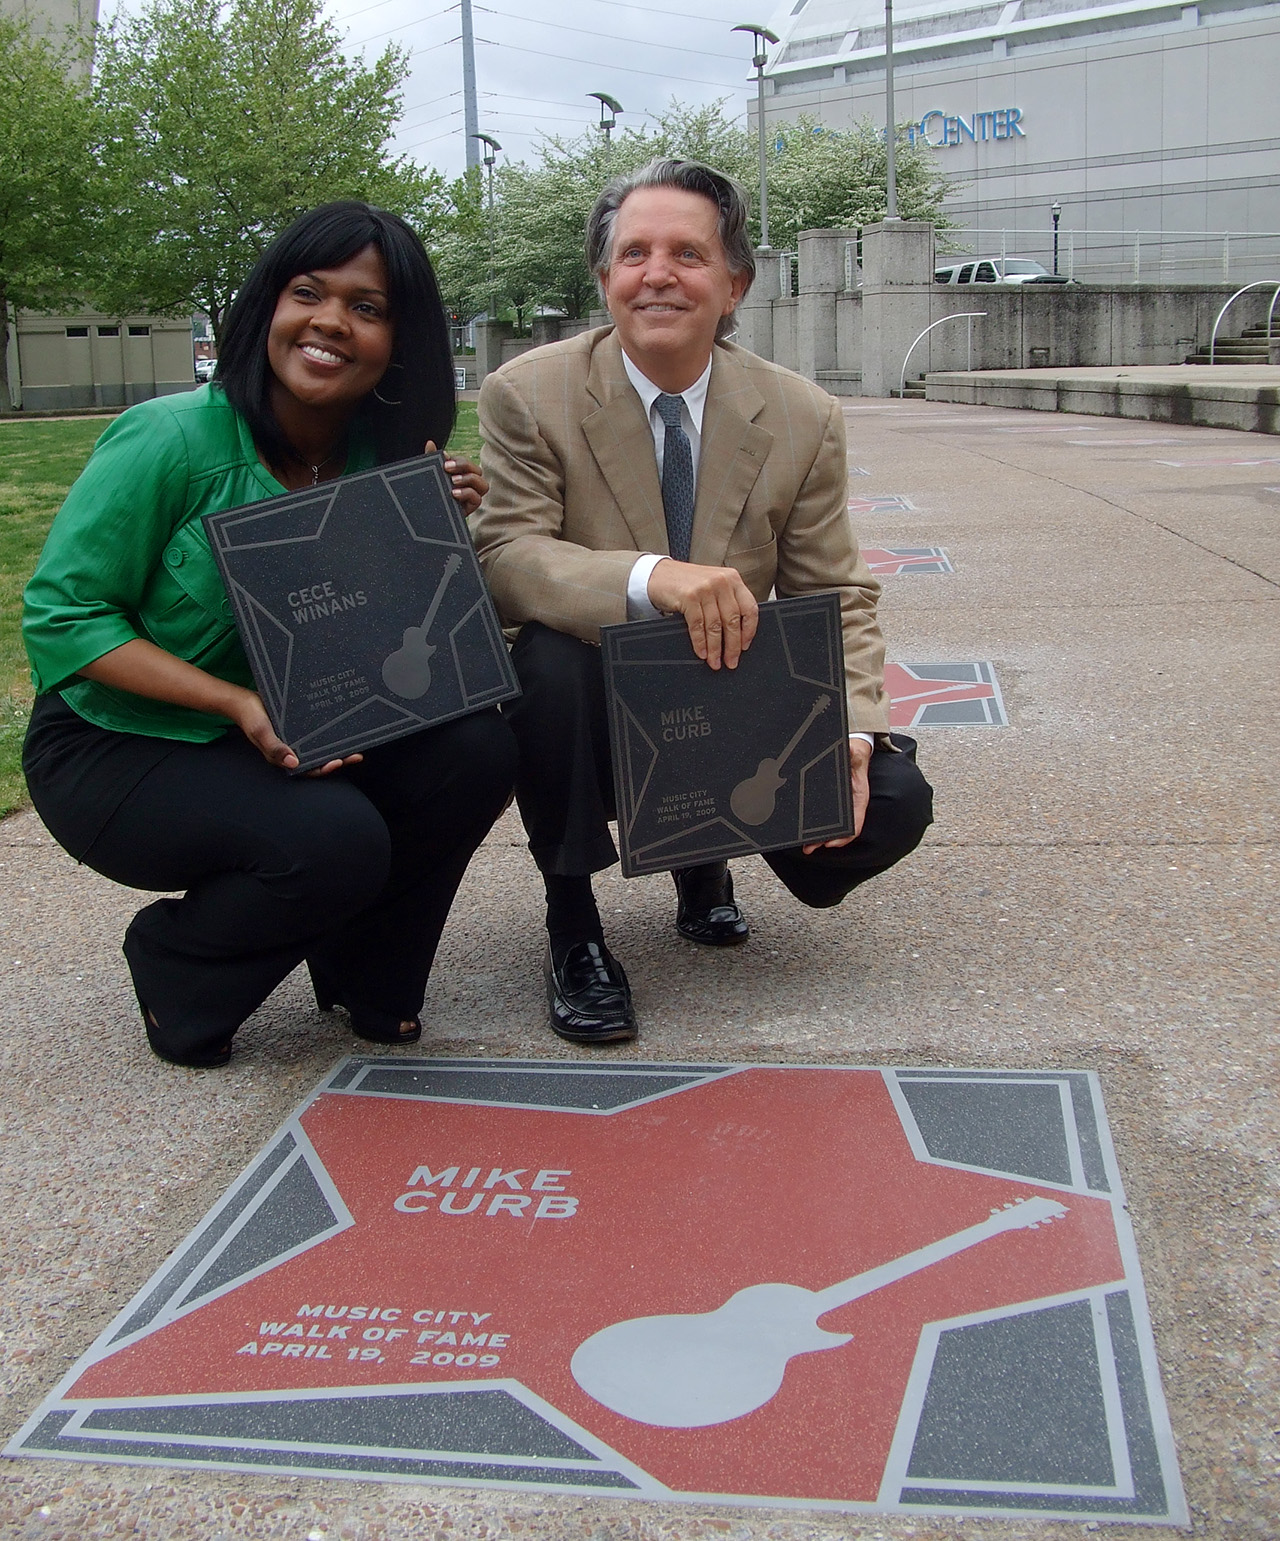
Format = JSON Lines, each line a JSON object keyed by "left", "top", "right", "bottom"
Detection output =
{"left": 1209, "top": 280, "right": 1280, "bottom": 364}
{"left": 899, "top": 312, "right": 986, "bottom": 396}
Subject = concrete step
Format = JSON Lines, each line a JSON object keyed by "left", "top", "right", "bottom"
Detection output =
{"left": 1184, "top": 346, "right": 1272, "bottom": 365}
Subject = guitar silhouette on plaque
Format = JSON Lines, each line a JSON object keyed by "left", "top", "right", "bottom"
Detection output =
{"left": 381, "top": 553, "right": 463, "bottom": 700}
{"left": 571, "top": 1195, "right": 1068, "bottom": 1428}
{"left": 729, "top": 693, "right": 832, "bottom": 826}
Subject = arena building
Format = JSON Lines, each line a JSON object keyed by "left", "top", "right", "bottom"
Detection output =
{"left": 758, "top": 0, "right": 1280, "bottom": 281}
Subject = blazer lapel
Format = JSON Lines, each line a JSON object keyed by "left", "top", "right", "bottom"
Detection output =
{"left": 581, "top": 331, "right": 670, "bottom": 554}
{"left": 691, "top": 348, "right": 771, "bottom": 568}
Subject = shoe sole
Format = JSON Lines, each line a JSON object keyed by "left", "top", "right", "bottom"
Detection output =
{"left": 547, "top": 1017, "right": 638, "bottom": 1045}
{"left": 675, "top": 922, "right": 750, "bottom": 947}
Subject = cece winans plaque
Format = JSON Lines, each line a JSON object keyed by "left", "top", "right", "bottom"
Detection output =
{"left": 602, "top": 593, "right": 854, "bottom": 877}
{"left": 203, "top": 454, "right": 518, "bottom": 771}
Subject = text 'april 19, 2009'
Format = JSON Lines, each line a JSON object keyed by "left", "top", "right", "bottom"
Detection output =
{"left": 392, "top": 1163, "right": 579, "bottom": 1219}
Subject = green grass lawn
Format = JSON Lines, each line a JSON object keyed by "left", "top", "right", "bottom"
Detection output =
{"left": 0, "top": 399, "right": 484, "bottom": 819}
{"left": 0, "top": 420, "right": 105, "bottom": 817}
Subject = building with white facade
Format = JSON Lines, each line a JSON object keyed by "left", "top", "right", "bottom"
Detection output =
{"left": 759, "top": 0, "right": 1280, "bottom": 280}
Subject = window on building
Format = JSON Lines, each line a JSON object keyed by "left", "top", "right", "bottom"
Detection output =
{"left": 97, "top": 325, "right": 120, "bottom": 337}
{"left": 128, "top": 325, "right": 150, "bottom": 336}
{"left": 65, "top": 326, "right": 89, "bottom": 338}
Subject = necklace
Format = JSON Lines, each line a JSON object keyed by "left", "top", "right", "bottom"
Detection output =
{"left": 307, "top": 444, "right": 343, "bottom": 485}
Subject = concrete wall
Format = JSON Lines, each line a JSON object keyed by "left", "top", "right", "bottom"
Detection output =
{"left": 746, "top": 224, "right": 1279, "bottom": 396}
{"left": 464, "top": 226, "right": 1278, "bottom": 398}
{"left": 473, "top": 316, "right": 594, "bottom": 377}
{"left": 13, "top": 311, "right": 194, "bottom": 411}
{"left": 2, "top": 0, "right": 98, "bottom": 69}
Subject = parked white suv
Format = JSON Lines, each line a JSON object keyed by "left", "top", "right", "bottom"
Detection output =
{"left": 935, "top": 258, "right": 1069, "bottom": 286}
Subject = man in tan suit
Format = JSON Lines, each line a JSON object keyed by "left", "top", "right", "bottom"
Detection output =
{"left": 474, "top": 159, "right": 931, "bottom": 1044}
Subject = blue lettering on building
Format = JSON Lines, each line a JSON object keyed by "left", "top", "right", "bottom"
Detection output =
{"left": 912, "top": 107, "right": 1025, "bottom": 146}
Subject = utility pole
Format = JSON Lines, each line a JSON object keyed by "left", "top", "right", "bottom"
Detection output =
{"left": 884, "top": 0, "right": 899, "bottom": 219}
{"left": 473, "top": 133, "right": 501, "bottom": 310}
{"left": 461, "top": 0, "right": 479, "bottom": 172}
{"left": 732, "top": 24, "right": 780, "bottom": 251}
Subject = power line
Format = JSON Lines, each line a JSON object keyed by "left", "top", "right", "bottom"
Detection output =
{"left": 473, "top": 5, "right": 742, "bottom": 61}
{"left": 480, "top": 90, "right": 601, "bottom": 110}
{"left": 396, "top": 90, "right": 463, "bottom": 127}
{"left": 473, "top": 35, "right": 743, "bottom": 89}
{"left": 339, "top": 0, "right": 455, "bottom": 25}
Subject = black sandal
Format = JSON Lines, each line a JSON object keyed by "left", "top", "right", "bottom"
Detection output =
{"left": 308, "top": 963, "right": 422, "bottom": 1045}
{"left": 141, "top": 1006, "right": 233, "bottom": 1068}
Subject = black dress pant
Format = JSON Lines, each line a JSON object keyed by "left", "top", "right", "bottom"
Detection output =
{"left": 24, "top": 697, "right": 517, "bottom": 1058}
{"left": 503, "top": 622, "right": 933, "bottom": 907}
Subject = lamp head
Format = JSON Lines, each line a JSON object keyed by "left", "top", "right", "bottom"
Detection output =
{"left": 588, "top": 91, "right": 623, "bottom": 130}
{"left": 732, "top": 23, "right": 780, "bottom": 67}
{"left": 472, "top": 132, "right": 501, "bottom": 167}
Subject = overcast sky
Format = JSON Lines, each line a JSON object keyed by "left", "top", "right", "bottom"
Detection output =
{"left": 324, "top": 0, "right": 788, "bottom": 180}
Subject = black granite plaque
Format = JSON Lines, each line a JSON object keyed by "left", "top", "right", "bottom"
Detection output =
{"left": 602, "top": 593, "right": 853, "bottom": 876}
{"left": 203, "top": 455, "right": 519, "bottom": 770}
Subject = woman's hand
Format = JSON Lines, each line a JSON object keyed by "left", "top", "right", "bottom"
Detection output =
{"left": 78, "top": 642, "right": 362, "bottom": 777}
{"left": 426, "top": 440, "right": 488, "bottom": 518}
{"left": 229, "top": 691, "right": 361, "bottom": 777}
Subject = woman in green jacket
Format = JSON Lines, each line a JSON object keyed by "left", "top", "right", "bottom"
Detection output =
{"left": 22, "top": 201, "right": 517, "bottom": 1068}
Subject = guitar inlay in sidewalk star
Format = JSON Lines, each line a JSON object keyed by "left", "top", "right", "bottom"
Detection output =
{"left": 7, "top": 1062, "right": 1183, "bottom": 1523}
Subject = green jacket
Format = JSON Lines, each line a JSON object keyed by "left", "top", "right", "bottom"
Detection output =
{"left": 22, "top": 385, "right": 375, "bottom": 742}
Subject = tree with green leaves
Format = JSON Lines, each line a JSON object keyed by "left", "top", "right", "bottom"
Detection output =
{"left": 431, "top": 171, "right": 489, "bottom": 331}
{"left": 0, "top": 16, "right": 100, "bottom": 410}
{"left": 766, "top": 115, "right": 955, "bottom": 249}
{"left": 92, "top": 0, "right": 447, "bottom": 344}
{"left": 472, "top": 100, "right": 951, "bottom": 326}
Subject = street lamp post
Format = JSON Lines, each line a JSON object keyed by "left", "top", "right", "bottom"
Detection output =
{"left": 472, "top": 132, "right": 501, "bottom": 311}
{"left": 588, "top": 92, "right": 623, "bottom": 167}
{"left": 1051, "top": 201, "right": 1062, "bottom": 275}
{"left": 732, "top": 24, "right": 780, "bottom": 251}
{"left": 884, "top": 0, "right": 899, "bottom": 220}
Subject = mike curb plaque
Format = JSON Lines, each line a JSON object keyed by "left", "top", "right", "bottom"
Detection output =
{"left": 602, "top": 593, "right": 853, "bottom": 877}
{"left": 203, "top": 454, "right": 519, "bottom": 770}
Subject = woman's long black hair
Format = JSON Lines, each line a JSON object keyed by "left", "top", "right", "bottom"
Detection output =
{"left": 216, "top": 201, "right": 456, "bottom": 468}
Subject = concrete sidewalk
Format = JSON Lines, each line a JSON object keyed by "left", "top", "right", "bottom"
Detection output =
{"left": 1, "top": 398, "right": 1276, "bottom": 1538}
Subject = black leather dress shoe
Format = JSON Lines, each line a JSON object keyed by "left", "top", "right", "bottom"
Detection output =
{"left": 544, "top": 940, "right": 637, "bottom": 1044}
{"left": 674, "top": 861, "right": 750, "bottom": 947}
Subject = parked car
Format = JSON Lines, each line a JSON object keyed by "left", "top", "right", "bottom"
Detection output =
{"left": 935, "top": 258, "right": 1070, "bottom": 286}
{"left": 194, "top": 357, "right": 217, "bottom": 381}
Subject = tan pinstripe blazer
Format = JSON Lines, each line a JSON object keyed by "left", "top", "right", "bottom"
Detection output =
{"left": 473, "top": 326, "right": 891, "bottom": 736}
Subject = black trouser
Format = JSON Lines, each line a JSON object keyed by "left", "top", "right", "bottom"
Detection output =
{"left": 26, "top": 707, "right": 517, "bottom": 1057}
{"left": 502, "top": 622, "right": 934, "bottom": 908}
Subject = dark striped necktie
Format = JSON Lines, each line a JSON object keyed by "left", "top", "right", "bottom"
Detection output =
{"left": 654, "top": 393, "right": 694, "bottom": 563}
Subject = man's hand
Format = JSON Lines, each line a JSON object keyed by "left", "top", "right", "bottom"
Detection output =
{"left": 646, "top": 558, "right": 759, "bottom": 669}
{"left": 803, "top": 737, "right": 871, "bottom": 852}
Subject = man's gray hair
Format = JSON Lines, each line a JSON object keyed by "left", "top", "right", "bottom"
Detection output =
{"left": 585, "top": 158, "right": 756, "bottom": 341}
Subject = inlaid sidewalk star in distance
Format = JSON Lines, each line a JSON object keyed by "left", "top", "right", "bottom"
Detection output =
{"left": 849, "top": 494, "right": 918, "bottom": 515}
{"left": 863, "top": 547, "right": 953, "bottom": 577}
{"left": 886, "top": 662, "right": 1007, "bottom": 728}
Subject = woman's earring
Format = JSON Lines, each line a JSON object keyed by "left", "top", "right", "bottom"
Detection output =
{"left": 374, "top": 359, "right": 404, "bottom": 405}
